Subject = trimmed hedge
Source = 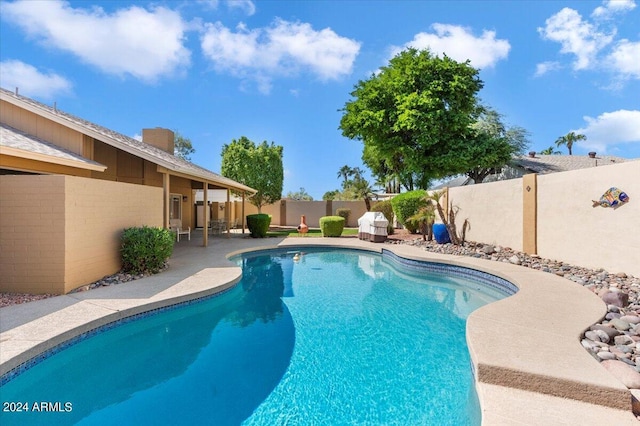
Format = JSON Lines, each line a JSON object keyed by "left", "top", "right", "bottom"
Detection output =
{"left": 319, "top": 215, "right": 345, "bottom": 237}
{"left": 335, "top": 208, "right": 351, "bottom": 225}
{"left": 246, "top": 213, "right": 272, "bottom": 238}
{"left": 371, "top": 200, "right": 395, "bottom": 235}
{"left": 390, "top": 190, "right": 427, "bottom": 234}
{"left": 121, "top": 226, "right": 174, "bottom": 274}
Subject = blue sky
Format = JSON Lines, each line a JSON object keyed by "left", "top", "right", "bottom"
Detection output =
{"left": 1, "top": 0, "right": 639, "bottom": 199}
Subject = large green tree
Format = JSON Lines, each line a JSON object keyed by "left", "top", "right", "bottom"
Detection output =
{"left": 555, "top": 131, "right": 586, "bottom": 155}
{"left": 464, "top": 107, "right": 530, "bottom": 183}
{"left": 174, "top": 131, "right": 195, "bottom": 160}
{"left": 221, "top": 136, "right": 283, "bottom": 212}
{"left": 340, "top": 48, "right": 484, "bottom": 190}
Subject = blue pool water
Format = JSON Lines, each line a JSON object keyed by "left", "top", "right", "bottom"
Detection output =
{"left": 0, "top": 248, "right": 511, "bottom": 425}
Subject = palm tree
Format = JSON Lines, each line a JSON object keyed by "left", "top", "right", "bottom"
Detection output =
{"left": 539, "top": 146, "right": 560, "bottom": 155}
{"left": 555, "top": 132, "right": 586, "bottom": 155}
{"left": 337, "top": 165, "right": 352, "bottom": 187}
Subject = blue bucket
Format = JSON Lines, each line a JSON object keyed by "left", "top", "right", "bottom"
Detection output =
{"left": 432, "top": 224, "right": 451, "bottom": 244}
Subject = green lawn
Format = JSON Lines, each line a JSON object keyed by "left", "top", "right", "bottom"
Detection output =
{"left": 267, "top": 227, "right": 359, "bottom": 238}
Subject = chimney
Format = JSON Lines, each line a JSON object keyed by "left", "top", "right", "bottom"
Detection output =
{"left": 528, "top": 151, "right": 536, "bottom": 158}
{"left": 142, "top": 128, "right": 175, "bottom": 155}
{"left": 588, "top": 152, "right": 596, "bottom": 158}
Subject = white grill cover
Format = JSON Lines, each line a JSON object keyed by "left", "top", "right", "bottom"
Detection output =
{"left": 357, "top": 212, "right": 388, "bottom": 242}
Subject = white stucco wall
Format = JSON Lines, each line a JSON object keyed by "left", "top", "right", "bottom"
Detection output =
{"left": 536, "top": 161, "right": 639, "bottom": 276}
{"left": 449, "top": 178, "right": 523, "bottom": 250}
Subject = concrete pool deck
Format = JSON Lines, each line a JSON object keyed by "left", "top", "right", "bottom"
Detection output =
{"left": 1, "top": 234, "right": 637, "bottom": 424}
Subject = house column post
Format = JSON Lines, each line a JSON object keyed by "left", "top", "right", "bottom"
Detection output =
{"left": 226, "top": 188, "right": 231, "bottom": 238}
{"left": 242, "top": 191, "right": 246, "bottom": 234}
{"left": 203, "top": 182, "right": 208, "bottom": 247}
{"left": 163, "top": 173, "right": 170, "bottom": 229}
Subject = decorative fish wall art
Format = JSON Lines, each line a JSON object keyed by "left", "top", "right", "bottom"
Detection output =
{"left": 592, "top": 187, "right": 630, "bottom": 209}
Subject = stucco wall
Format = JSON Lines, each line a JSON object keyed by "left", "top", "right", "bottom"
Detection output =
{"left": 332, "top": 201, "right": 368, "bottom": 227}
{"left": 232, "top": 200, "right": 367, "bottom": 227}
{"left": 536, "top": 161, "right": 639, "bottom": 276}
{"left": 0, "top": 175, "right": 163, "bottom": 294}
{"left": 0, "top": 175, "right": 66, "bottom": 294}
{"left": 286, "top": 201, "right": 328, "bottom": 228}
{"left": 64, "top": 177, "right": 163, "bottom": 293}
{"left": 449, "top": 179, "right": 523, "bottom": 249}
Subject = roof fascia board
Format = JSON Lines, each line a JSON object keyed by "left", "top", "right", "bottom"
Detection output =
{"left": 1, "top": 94, "right": 176, "bottom": 170}
{"left": 1, "top": 93, "right": 256, "bottom": 192}
{"left": 157, "top": 165, "right": 256, "bottom": 194}
{"left": 1, "top": 146, "right": 107, "bottom": 172}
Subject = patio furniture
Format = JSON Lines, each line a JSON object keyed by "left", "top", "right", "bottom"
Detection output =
{"left": 210, "top": 219, "right": 227, "bottom": 235}
{"left": 169, "top": 219, "right": 191, "bottom": 242}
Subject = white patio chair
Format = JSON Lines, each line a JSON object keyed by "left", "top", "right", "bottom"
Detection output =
{"left": 169, "top": 219, "right": 191, "bottom": 242}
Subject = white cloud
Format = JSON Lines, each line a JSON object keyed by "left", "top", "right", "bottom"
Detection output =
{"left": 390, "top": 24, "right": 510, "bottom": 69}
{"left": 534, "top": 61, "right": 562, "bottom": 77}
{"left": 200, "top": 18, "right": 360, "bottom": 93}
{"left": 197, "top": 0, "right": 220, "bottom": 10}
{"left": 592, "top": 0, "right": 636, "bottom": 18}
{"left": 0, "top": 60, "right": 72, "bottom": 99}
{"left": 608, "top": 39, "right": 640, "bottom": 78}
{"left": 2, "top": 0, "right": 191, "bottom": 82}
{"left": 538, "top": 7, "right": 614, "bottom": 71}
{"left": 227, "top": 0, "right": 256, "bottom": 16}
{"left": 574, "top": 110, "right": 640, "bottom": 153}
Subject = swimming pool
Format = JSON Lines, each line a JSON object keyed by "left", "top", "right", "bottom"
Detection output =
{"left": 0, "top": 248, "right": 513, "bottom": 425}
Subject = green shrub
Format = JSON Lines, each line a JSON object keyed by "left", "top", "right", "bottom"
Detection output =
{"left": 121, "top": 226, "right": 174, "bottom": 274}
{"left": 319, "top": 215, "right": 345, "bottom": 237}
{"left": 246, "top": 214, "right": 272, "bottom": 238}
{"left": 371, "top": 200, "right": 395, "bottom": 235}
{"left": 335, "top": 208, "right": 351, "bottom": 225}
{"left": 390, "top": 190, "right": 427, "bottom": 233}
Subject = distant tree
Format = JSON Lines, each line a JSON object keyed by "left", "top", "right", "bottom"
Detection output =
{"left": 346, "top": 176, "right": 374, "bottom": 211}
{"left": 322, "top": 190, "right": 341, "bottom": 201}
{"left": 335, "top": 165, "right": 374, "bottom": 210}
{"left": 174, "top": 131, "right": 195, "bottom": 160}
{"left": 340, "top": 48, "right": 484, "bottom": 190}
{"left": 555, "top": 131, "right": 586, "bottom": 155}
{"left": 221, "top": 136, "right": 283, "bottom": 213}
{"left": 465, "top": 107, "right": 530, "bottom": 183}
{"left": 337, "top": 165, "right": 352, "bottom": 187}
{"left": 286, "top": 187, "right": 313, "bottom": 201}
{"left": 539, "top": 146, "right": 561, "bottom": 155}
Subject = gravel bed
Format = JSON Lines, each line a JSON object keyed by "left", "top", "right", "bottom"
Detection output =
{"left": 0, "top": 265, "right": 167, "bottom": 309}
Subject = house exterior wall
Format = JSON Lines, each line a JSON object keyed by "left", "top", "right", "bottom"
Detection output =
{"left": 170, "top": 175, "right": 195, "bottom": 229}
{"left": 449, "top": 179, "right": 523, "bottom": 250}
{"left": 536, "top": 161, "right": 639, "bottom": 276}
{"left": 0, "top": 175, "right": 163, "bottom": 294}
{"left": 0, "top": 100, "right": 84, "bottom": 155}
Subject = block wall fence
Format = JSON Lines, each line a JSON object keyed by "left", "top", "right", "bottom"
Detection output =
{"left": 0, "top": 175, "right": 163, "bottom": 294}
{"left": 234, "top": 161, "right": 639, "bottom": 276}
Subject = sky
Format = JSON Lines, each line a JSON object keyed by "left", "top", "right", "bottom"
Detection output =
{"left": 1, "top": 0, "right": 639, "bottom": 200}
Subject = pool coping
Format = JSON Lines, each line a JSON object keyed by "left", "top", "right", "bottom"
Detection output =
{"left": 0, "top": 237, "right": 636, "bottom": 424}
